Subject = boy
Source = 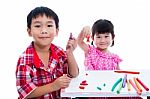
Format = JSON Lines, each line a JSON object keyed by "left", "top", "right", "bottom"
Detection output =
{"left": 16, "top": 6, "right": 79, "bottom": 99}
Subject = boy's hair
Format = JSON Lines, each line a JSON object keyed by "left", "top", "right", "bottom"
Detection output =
{"left": 27, "top": 6, "right": 59, "bottom": 29}
{"left": 91, "top": 19, "right": 115, "bottom": 46}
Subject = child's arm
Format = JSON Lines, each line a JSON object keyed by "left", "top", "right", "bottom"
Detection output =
{"left": 116, "top": 65, "right": 120, "bottom": 70}
{"left": 66, "top": 34, "right": 79, "bottom": 78}
{"left": 25, "top": 74, "right": 71, "bottom": 98}
{"left": 77, "top": 26, "right": 91, "bottom": 54}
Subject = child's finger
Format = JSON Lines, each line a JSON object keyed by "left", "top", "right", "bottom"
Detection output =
{"left": 82, "top": 26, "right": 91, "bottom": 35}
{"left": 69, "top": 33, "right": 73, "bottom": 40}
{"left": 67, "top": 39, "right": 77, "bottom": 50}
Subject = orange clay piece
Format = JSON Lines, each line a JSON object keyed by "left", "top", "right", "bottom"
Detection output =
{"left": 79, "top": 86, "right": 85, "bottom": 89}
{"left": 133, "top": 77, "right": 142, "bottom": 92}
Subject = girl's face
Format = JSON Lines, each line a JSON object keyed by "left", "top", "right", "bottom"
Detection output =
{"left": 93, "top": 33, "right": 113, "bottom": 51}
{"left": 27, "top": 14, "right": 58, "bottom": 48}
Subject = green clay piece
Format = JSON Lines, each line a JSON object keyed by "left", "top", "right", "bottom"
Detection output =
{"left": 117, "top": 80, "right": 123, "bottom": 94}
{"left": 97, "top": 87, "right": 102, "bottom": 90}
{"left": 111, "top": 78, "right": 122, "bottom": 92}
{"left": 103, "top": 83, "right": 106, "bottom": 87}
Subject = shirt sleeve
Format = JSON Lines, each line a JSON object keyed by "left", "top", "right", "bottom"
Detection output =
{"left": 62, "top": 53, "right": 68, "bottom": 74}
{"left": 114, "top": 54, "right": 123, "bottom": 65}
{"left": 16, "top": 61, "right": 37, "bottom": 99}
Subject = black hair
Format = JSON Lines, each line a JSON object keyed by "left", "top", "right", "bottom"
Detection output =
{"left": 27, "top": 6, "right": 59, "bottom": 29}
{"left": 91, "top": 19, "right": 115, "bottom": 46}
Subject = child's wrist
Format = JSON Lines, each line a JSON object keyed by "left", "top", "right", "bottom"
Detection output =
{"left": 50, "top": 82, "right": 60, "bottom": 91}
{"left": 66, "top": 51, "right": 73, "bottom": 56}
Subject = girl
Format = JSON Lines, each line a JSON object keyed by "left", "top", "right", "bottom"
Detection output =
{"left": 77, "top": 19, "right": 142, "bottom": 99}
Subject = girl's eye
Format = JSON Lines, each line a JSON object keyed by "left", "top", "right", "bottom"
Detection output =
{"left": 96, "top": 36, "right": 101, "bottom": 38}
{"left": 48, "top": 25, "right": 53, "bottom": 27}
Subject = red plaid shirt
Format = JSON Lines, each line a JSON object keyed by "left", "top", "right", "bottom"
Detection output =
{"left": 16, "top": 42, "right": 68, "bottom": 99}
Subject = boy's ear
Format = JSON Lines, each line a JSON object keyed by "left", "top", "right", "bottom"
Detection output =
{"left": 55, "top": 28, "right": 59, "bottom": 36}
{"left": 27, "top": 28, "right": 32, "bottom": 36}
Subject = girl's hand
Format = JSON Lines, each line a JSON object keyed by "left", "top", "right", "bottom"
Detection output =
{"left": 80, "top": 26, "right": 91, "bottom": 38}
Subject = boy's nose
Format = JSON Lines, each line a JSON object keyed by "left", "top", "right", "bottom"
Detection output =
{"left": 41, "top": 28, "right": 47, "bottom": 34}
{"left": 41, "top": 31, "right": 47, "bottom": 34}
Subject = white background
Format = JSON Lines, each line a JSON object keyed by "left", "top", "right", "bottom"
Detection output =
{"left": 0, "top": 0, "right": 150, "bottom": 98}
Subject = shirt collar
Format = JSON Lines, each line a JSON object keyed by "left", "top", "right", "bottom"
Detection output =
{"left": 32, "top": 43, "right": 59, "bottom": 68}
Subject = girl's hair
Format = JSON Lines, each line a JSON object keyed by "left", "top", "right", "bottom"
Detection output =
{"left": 91, "top": 19, "right": 115, "bottom": 46}
{"left": 27, "top": 6, "right": 59, "bottom": 29}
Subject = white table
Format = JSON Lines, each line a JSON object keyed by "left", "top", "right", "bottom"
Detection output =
{"left": 61, "top": 70, "right": 150, "bottom": 97}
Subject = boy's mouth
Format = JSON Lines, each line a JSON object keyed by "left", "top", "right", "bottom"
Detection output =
{"left": 39, "top": 37, "right": 50, "bottom": 39}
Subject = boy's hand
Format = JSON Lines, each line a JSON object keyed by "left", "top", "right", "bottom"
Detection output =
{"left": 66, "top": 33, "right": 77, "bottom": 53}
{"left": 52, "top": 74, "right": 72, "bottom": 90}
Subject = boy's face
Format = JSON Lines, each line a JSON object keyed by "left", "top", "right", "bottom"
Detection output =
{"left": 27, "top": 14, "right": 58, "bottom": 47}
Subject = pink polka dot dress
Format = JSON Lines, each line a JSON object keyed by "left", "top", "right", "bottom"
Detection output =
{"left": 84, "top": 45, "right": 122, "bottom": 70}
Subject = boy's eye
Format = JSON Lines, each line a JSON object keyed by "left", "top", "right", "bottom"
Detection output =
{"left": 47, "top": 25, "right": 53, "bottom": 27}
{"left": 105, "top": 36, "right": 109, "bottom": 38}
{"left": 34, "top": 25, "right": 41, "bottom": 28}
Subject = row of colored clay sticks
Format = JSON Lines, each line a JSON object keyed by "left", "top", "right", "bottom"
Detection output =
{"left": 111, "top": 74, "right": 149, "bottom": 95}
